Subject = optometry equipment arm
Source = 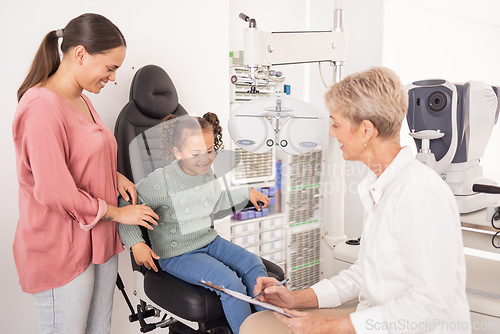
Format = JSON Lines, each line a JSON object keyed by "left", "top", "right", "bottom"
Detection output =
{"left": 238, "top": 1, "right": 346, "bottom": 89}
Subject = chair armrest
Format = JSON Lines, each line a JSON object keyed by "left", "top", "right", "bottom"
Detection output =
{"left": 261, "top": 257, "right": 285, "bottom": 281}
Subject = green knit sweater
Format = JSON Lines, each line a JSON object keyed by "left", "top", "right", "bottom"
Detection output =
{"left": 118, "top": 160, "right": 250, "bottom": 259}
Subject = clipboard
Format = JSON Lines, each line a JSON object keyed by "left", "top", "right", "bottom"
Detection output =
{"left": 201, "top": 280, "right": 294, "bottom": 318}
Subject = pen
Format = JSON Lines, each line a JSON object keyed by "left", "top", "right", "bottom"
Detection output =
{"left": 252, "top": 278, "right": 289, "bottom": 299}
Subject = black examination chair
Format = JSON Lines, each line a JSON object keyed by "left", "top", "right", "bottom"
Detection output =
{"left": 114, "top": 64, "right": 285, "bottom": 333}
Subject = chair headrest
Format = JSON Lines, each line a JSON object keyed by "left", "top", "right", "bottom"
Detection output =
{"left": 130, "top": 65, "right": 179, "bottom": 119}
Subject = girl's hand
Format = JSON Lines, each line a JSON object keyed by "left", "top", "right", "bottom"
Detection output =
{"left": 117, "top": 172, "right": 137, "bottom": 204}
{"left": 131, "top": 242, "right": 160, "bottom": 272}
{"left": 249, "top": 188, "right": 270, "bottom": 211}
{"left": 274, "top": 310, "right": 355, "bottom": 334}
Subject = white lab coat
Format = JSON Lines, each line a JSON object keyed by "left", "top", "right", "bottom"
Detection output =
{"left": 312, "top": 146, "right": 471, "bottom": 334}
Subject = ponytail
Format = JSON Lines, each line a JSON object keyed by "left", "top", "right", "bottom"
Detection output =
{"left": 202, "top": 112, "right": 224, "bottom": 152}
{"left": 17, "top": 31, "right": 60, "bottom": 101}
{"left": 160, "top": 114, "right": 179, "bottom": 161}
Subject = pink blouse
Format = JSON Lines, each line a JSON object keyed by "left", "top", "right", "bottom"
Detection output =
{"left": 12, "top": 87, "right": 123, "bottom": 294}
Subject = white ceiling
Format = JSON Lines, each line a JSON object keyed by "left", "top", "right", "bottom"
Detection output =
{"left": 392, "top": 0, "right": 500, "bottom": 27}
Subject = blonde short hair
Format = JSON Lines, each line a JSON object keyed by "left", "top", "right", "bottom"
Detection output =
{"left": 324, "top": 67, "right": 408, "bottom": 139}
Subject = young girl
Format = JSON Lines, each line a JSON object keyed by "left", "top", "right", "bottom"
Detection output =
{"left": 118, "top": 112, "right": 270, "bottom": 334}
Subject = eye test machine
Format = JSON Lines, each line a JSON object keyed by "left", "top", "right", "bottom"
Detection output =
{"left": 406, "top": 79, "right": 500, "bottom": 214}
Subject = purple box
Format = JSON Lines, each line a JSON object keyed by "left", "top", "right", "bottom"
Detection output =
{"left": 257, "top": 188, "right": 267, "bottom": 196}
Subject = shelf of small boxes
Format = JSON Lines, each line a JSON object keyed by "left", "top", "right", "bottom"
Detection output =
{"left": 288, "top": 227, "right": 322, "bottom": 291}
{"left": 283, "top": 149, "right": 324, "bottom": 290}
{"left": 231, "top": 147, "right": 275, "bottom": 185}
{"left": 229, "top": 67, "right": 273, "bottom": 102}
{"left": 230, "top": 186, "right": 286, "bottom": 270}
{"left": 287, "top": 150, "right": 323, "bottom": 227}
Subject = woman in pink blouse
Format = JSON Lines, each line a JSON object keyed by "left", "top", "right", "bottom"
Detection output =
{"left": 12, "top": 13, "right": 158, "bottom": 334}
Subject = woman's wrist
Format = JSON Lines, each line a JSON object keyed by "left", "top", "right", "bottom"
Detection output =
{"left": 292, "top": 288, "right": 319, "bottom": 309}
{"left": 104, "top": 204, "right": 121, "bottom": 222}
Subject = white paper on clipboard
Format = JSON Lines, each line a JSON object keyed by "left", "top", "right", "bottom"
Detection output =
{"left": 201, "top": 280, "right": 294, "bottom": 318}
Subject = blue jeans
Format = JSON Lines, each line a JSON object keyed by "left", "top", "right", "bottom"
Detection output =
{"left": 32, "top": 255, "right": 118, "bottom": 334}
{"left": 159, "top": 236, "right": 267, "bottom": 334}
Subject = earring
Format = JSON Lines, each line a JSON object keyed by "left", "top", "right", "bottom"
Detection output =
{"left": 363, "top": 139, "right": 366, "bottom": 147}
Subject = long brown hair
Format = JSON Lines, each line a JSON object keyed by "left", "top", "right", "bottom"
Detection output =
{"left": 17, "top": 13, "right": 126, "bottom": 102}
{"left": 160, "top": 112, "right": 224, "bottom": 162}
